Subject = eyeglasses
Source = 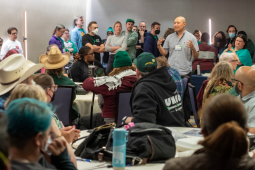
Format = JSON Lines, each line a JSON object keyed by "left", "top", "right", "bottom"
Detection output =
{"left": 88, "top": 52, "right": 94, "bottom": 55}
{"left": 52, "top": 85, "right": 58, "bottom": 91}
{"left": 230, "top": 60, "right": 238, "bottom": 63}
{"left": 231, "top": 78, "right": 243, "bottom": 85}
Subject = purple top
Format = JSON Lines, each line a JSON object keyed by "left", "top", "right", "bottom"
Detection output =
{"left": 49, "top": 35, "right": 64, "bottom": 53}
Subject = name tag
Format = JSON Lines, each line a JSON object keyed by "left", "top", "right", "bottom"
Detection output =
{"left": 175, "top": 45, "right": 182, "bottom": 51}
{"left": 96, "top": 39, "right": 100, "bottom": 42}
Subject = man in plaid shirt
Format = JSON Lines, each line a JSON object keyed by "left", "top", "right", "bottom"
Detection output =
{"left": 156, "top": 56, "right": 184, "bottom": 99}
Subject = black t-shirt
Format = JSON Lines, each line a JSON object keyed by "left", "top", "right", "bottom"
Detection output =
{"left": 82, "top": 34, "right": 103, "bottom": 62}
{"left": 136, "top": 30, "right": 147, "bottom": 58}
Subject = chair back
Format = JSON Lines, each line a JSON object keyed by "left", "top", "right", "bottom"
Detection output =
{"left": 51, "top": 85, "right": 74, "bottom": 126}
{"left": 115, "top": 91, "right": 132, "bottom": 126}
{"left": 188, "top": 83, "right": 200, "bottom": 127}
{"left": 181, "top": 75, "right": 190, "bottom": 100}
{"left": 198, "top": 51, "right": 216, "bottom": 61}
{"left": 90, "top": 92, "right": 96, "bottom": 129}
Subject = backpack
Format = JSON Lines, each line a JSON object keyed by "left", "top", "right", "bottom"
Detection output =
{"left": 74, "top": 122, "right": 176, "bottom": 165}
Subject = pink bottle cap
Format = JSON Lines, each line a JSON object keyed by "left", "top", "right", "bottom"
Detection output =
{"left": 128, "top": 122, "right": 135, "bottom": 127}
{"left": 124, "top": 125, "right": 130, "bottom": 130}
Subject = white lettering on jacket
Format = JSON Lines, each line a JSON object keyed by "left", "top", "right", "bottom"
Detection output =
{"left": 165, "top": 94, "right": 182, "bottom": 111}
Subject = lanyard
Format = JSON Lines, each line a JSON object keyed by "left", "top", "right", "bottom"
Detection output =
{"left": 153, "top": 35, "right": 158, "bottom": 41}
{"left": 54, "top": 117, "right": 60, "bottom": 129}
{"left": 89, "top": 35, "right": 97, "bottom": 44}
{"left": 58, "top": 37, "right": 65, "bottom": 49}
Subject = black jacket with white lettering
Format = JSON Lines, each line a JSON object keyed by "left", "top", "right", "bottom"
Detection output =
{"left": 130, "top": 66, "right": 185, "bottom": 127}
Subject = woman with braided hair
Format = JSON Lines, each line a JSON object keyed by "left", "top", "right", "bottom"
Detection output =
{"left": 70, "top": 46, "right": 105, "bottom": 82}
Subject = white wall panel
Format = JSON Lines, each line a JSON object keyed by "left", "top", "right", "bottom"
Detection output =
{"left": 0, "top": 0, "right": 86, "bottom": 63}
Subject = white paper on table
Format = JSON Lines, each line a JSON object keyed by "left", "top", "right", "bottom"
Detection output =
{"left": 176, "top": 137, "right": 203, "bottom": 152}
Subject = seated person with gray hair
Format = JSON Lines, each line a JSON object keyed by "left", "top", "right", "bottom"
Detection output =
{"left": 123, "top": 52, "right": 185, "bottom": 127}
{"left": 46, "top": 44, "right": 59, "bottom": 55}
{"left": 219, "top": 52, "right": 238, "bottom": 71}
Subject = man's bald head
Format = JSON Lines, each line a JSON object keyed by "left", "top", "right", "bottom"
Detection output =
{"left": 174, "top": 16, "right": 186, "bottom": 33}
{"left": 235, "top": 66, "right": 255, "bottom": 88}
{"left": 175, "top": 16, "right": 186, "bottom": 23}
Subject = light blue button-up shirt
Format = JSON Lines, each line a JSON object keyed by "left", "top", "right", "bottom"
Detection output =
{"left": 70, "top": 26, "right": 86, "bottom": 51}
{"left": 240, "top": 90, "right": 255, "bottom": 127}
{"left": 163, "top": 30, "right": 199, "bottom": 75}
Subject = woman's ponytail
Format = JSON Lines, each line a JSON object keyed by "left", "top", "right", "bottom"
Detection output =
{"left": 199, "top": 121, "right": 248, "bottom": 159}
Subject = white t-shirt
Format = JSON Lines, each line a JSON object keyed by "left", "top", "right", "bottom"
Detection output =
{"left": 0, "top": 39, "right": 23, "bottom": 60}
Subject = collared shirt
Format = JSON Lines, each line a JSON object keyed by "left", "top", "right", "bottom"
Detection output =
{"left": 167, "top": 67, "right": 184, "bottom": 100}
{"left": 163, "top": 30, "right": 199, "bottom": 75}
{"left": 49, "top": 35, "right": 64, "bottom": 53}
{"left": 121, "top": 30, "right": 138, "bottom": 60}
{"left": 0, "top": 92, "right": 10, "bottom": 111}
{"left": 240, "top": 90, "right": 255, "bottom": 127}
{"left": 70, "top": 26, "right": 86, "bottom": 51}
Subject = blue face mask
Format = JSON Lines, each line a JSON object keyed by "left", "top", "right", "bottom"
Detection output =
{"left": 229, "top": 33, "right": 235, "bottom": 39}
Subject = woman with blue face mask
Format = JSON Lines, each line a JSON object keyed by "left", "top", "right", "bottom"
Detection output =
{"left": 225, "top": 25, "right": 238, "bottom": 48}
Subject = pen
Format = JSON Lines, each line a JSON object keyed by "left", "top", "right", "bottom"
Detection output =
{"left": 76, "top": 158, "right": 93, "bottom": 163}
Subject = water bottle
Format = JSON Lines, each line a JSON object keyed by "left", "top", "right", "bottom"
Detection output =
{"left": 197, "top": 62, "right": 201, "bottom": 75}
{"left": 112, "top": 129, "right": 128, "bottom": 170}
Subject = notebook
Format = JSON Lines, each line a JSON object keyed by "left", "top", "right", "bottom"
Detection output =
{"left": 176, "top": 137, "right": 203, "bottom": 152}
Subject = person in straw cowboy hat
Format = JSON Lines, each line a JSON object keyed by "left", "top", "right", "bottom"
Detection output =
{"left": 0, "top": 54, "right": 43, "bottom": 111}
{"left": 39, "top": 48, "right": 80, "bottom": 123}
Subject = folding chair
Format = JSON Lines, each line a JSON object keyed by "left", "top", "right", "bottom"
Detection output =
{"left": 188, "top": 83, "right": 200, "bottom": 127}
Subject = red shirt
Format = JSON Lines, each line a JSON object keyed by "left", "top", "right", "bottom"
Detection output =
{"left": 192, "top": 44, "right": 218, "bottom": 71}
{"left": 82, "top": 75, "right": 137, "bottom": 118}
{"left": 196, "top": 80, "right": 208, "bottom": 109}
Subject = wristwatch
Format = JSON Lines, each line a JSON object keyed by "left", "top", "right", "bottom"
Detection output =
{"left": 122, "top": 116, "right": 128, "bottom": 125}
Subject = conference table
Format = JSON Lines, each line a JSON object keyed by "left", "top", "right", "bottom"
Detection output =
{"left": 73, "top": 127, "right": 254, "bottom": 170}
{"left": 73, "top": 92, "right": 101, "bottom": 117}
{"left": 73, "top": 127, "right": 201, "bottom": 170}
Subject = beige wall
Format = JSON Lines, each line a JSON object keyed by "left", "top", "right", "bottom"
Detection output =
{"left": 89, "top": 0, "right": 255, "bottom": 46}
{"left": 1, "top": 0, "right": 254, "bottom": 63}
{"left": 0, "top": 0, "right": 86, "bottom": 63}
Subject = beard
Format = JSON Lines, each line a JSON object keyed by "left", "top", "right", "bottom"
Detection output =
{"left": 235, "top": 83, "right": 242, "bottom": 97}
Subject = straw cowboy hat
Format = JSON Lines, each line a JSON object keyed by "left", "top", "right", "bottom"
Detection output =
{"left": 0, "top": 54, "right": 43, "bottom": 95}
{"left": 39, "top": 48, "right": 70, "bottom": 69}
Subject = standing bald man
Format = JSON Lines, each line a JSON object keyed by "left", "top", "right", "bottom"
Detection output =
{"left": 157, "top": 16, "right": 199, "bottom": 76}
{"left": 234, "top": 66, "right": 255, "bottom": 134}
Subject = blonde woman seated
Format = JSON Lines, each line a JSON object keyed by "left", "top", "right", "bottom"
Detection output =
{"left": 202, "top": 61, "right": 234, "bottom": 105}
{"left": 33, "top": 73, "right": 80, "bottom": 143}
{"left": 4, "top": 84, "right": 77, "bottom": 168}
